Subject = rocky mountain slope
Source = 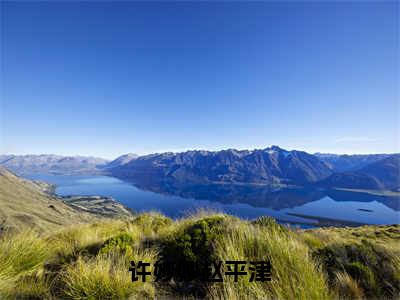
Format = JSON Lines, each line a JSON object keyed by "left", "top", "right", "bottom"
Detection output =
{"left": 110, "top": 146, "right": 333, "bottom": 186}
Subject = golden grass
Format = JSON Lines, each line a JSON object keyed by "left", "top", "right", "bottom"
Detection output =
{"left": 0, "top": 213, "right": 398, "bottom": 299}
{"left": 0, "top": 230, "right": 53, "bottom": 298}
{"left": 333, "top": 271, "right": 364, "bottom": 299}
{"left": 209, "top": 221, "right": 331, "bottom": 300}
{"left": 62, "top": 250, "right": 157, "bottom": 299}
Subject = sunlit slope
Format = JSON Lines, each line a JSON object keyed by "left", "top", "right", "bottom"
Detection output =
{"left": 0, "top": 167, "right": 96, "bottom": 232}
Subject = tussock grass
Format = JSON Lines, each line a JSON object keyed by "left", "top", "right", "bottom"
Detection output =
{"left": 313, "top": 240, "right": 400, "bottom": 298}
{"left": 0, "top": 213, "right": 398, "bottom": 299}
{"left": 62, "top": 250, "right": 157, "bottom": 299}
{"left": 209, "top": 219, "right": 331, "bottom": 300}
{"left": 333, "top": 271, "right": 364, "bottom": 299}
{"left": 50, "top": 219, "right": 129, "bottom": 260}
{"left": 6, "top": 272, "right": 53, "bottom": 299}
{"left": 131, "top": 210, "right": 173, "bottom": 236}
{"left": 0, "top": 230, "right": 53, "bottom": 296}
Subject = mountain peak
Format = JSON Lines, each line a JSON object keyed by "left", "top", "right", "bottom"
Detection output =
{"left": 105, "top": 153, "right": 139, "bottom": 169}
{"left": 264, "top": 145, "right": 288, "bottom": 154}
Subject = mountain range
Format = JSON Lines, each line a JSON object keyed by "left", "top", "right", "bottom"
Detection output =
{"left": 319, "top": 154, "right": 400, "bottom": 191}
{"left": 1, "top": 147, "right": 399, "bottom": 191}
{"left": 110, "top": 146, "right": 333, "bottom": 186}
{"left": 0, "top": 154, "right": 109, "bottom": 175}
{"left": 314, "top": 153, "right": 391, "bottom": 172}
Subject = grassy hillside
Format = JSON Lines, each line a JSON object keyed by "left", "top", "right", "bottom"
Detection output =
{"left": 0, "top": 167, "right": 132, "bottom": 233}
{"left": 0, "top": 167, "right": 98, "bottom": 232}
{"left": 1, "top": 211, "right": 398, "bottom": 299}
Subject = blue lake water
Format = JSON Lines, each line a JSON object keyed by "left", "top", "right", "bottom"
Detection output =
{"left": 26, "top": 174, "right": 399, "bottom": 227}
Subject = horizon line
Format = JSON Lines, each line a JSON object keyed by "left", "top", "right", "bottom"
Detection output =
{"left": 1, "top": 146, "right": 399, "bottom": 160}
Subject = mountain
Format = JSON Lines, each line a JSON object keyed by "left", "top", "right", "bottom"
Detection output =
{"left": 110, "top": 146, "right": 333, "bottom": 186}
{"left": 2, "top": 148, "right": 398, "bottom": 192}
{"left": 314, "top": 153, "right": 390, "bottom": 172}
{"left": 319, "top": 154, "right": 400, "bottom": 191}
{"left": 103, "top": 153, "right": 138, "bottom": 169}
{"left": 0, "top": 154, "right": 109, "bottom": 175}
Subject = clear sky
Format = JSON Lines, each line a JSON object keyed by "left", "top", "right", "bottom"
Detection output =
{"left": 1, "top": 1, "right": 399, "bottom": 159}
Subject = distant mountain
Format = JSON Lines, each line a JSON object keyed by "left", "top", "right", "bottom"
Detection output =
{"left": 110, "top": 146, "right": 333, "bottom": 186}
{"left": 319, "top": 154, "right": 400, "bottom": 191}
{"left": 0, "top": 154, "right": 109, "bottom": 175}
{"left": 314, "top": 153, "right": 390, "bottom": 172}
{"left": 104, "top": 153, "right": 138, "bottom": 169}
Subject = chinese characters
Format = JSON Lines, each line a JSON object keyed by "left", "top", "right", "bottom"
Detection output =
{"left": 129, "top": 260, "right": 272, "bottom": 283}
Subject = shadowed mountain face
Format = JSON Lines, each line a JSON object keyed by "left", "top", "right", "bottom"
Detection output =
{"left": 1, "top": 149, "right": 399, "bottom": 193}
{"left": 315, "top": 153, "right": 391, "bottom": 172}
{"left": 110, "top": 146, "right": 333, "bottom": 186}
{"left": 0, "top": 154, "right": 109, "bottom": 175}
{"left": 320, "top": 155, "right": 400, "bottom": 191}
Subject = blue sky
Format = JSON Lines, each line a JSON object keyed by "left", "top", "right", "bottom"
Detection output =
{"left": 1, "top": 1, "right": 399, "bottom": 159}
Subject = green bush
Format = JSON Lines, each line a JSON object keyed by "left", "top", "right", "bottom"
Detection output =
{"left": 162, "top": 216, "right": 225, "bottom": 281}
{"left": 99, "top": 233, "right": 135, "bottom": 255}
{"left": 132, "top": 213, "right": 172, "bottom": 235}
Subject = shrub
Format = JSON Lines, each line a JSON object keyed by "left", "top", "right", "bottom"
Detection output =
{"left": 100, "top": 233, "right": 136, "bottom": 255}
{"left": 132, "top": 212, "right": 172, "bottom": 235}
{"left": 162, "top": 216, "right": 226, "bottom": 281}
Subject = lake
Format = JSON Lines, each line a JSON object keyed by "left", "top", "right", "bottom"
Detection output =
{"left": 26, "top": 174, "right": 399, "bottom": 228}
